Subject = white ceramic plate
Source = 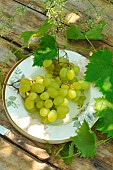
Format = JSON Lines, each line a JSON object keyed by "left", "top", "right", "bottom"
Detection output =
{"left": 3, "top": 50, "right": 102, "bottom": 144}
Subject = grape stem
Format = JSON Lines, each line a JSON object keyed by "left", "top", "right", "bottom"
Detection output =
{"left": 57, "top": 44, "right": 60, "bottom": 63}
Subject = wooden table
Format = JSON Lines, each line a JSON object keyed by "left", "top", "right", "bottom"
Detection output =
{"left": 0, "top": 0, "right": 113, "bottom": 169}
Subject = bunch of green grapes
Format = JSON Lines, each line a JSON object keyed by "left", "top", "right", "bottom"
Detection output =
{"left": 19, "top": 57, "right": 90, "bottom": 124}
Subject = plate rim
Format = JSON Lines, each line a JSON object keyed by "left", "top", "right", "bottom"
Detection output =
{"left": 2, "top": 50, "right": 99, "bottom": 144}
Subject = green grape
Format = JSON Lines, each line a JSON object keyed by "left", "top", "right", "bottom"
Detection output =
{"left": 72, "top": 90, "right": 81, "bottom": 102}
{"left": 43, "top": 59, "right": 52, "bottom": 67}
{"left": 55, "top": 77, "right": 62, "bottom": 86}
{"left": 61, "top": 77, "right": 69, "bottom": 83}
{"left": 57, "top": 105, "right": 69, "bottom": 115}
{"left": 32, "top": 83, "right": 45, "bottom": 93}
{"left": 47, "top": 87, "right": 58, "bottom": 98}
{"left": 40, "top": 107, "right": 50, "bottom": 117}
{"left": 34, "top": 95, "right": 41, "bottom": 103}
{"left": 19, "top": 84, "right": 31, "bottom": 93}
{"left": 26, "top": 106, "right": 37, "bottom": 113}
{"left": 40, "top": 91, "right": 49, "bottom": 100}
{"left": 76, "top": 90, "right": 81, "bottom": 97}
{"left": 28, "top": 92, "right": 37, "bottom": 100}
{"left": 72, "top": 82, "right": 81, "bottom": 90}
{"left": 58, "top": 88, "right": 67, "bottom": 97}
{"left": 45, "top": 73, "right": 53, "bottom": 79}
{"left": 46, "top": 64, "right": 55, "bottom": 73}
{"left": 34, "top": 75, "right": 44, "bottom": 84}
{"left": 53, "top": 95, "right": 64, "bottom": 106}
{"left": 25, "top": 97, "right": 34, "bottom": 110}
{"left": 76, "top": 96, "right": 86, "bottom": 106}
{"left": 57, "top": 112, "right": 66, "bottom": 119}
{"left": 61, "top": 63, "right": 68, "bottom": 68}
{"left": 36, "top": 99, "right": 44, "bottom": 109}
{"left": 61, "top": 98, "right": 69, "bottom": 106}
{"left": 59, "top": 57, "right": 68, "bottom": 63}
{"left": 20, "top": 78, "right": 31, "bottom": 86}
{"left": 43, "top": 77, "right": 51, "bottom": 87}
{"left": 60, "top": 68, "right": 67, "bottom": 78}
{"left": 79, "top": 80, "right": 90, "bottom": 90}
{"left": 73, "top": 65, "right": 80, "bottom": 73}
{"left": 61, "top": 84, "right": 69, "bottom": 90}
{"left": 44, "top": 99, "right": 53, "bottom": 108}
{"left": 49, "top": 80, "right": 60, "bottom": 90}
{"left": 48, "top": 110, "right": 57, "bottom": 122}
{"left": 41, "top": 117, "right": 49, "bottom": 124}
{"left": 66, "top": 69, "right": 75, "bottom": 80}
{"left": 67, "top": 89, "right": 76, "bottom": 99}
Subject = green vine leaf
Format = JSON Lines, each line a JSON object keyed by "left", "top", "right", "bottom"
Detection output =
{"left": 71, "top": 120, "right": 96, "bottom": 158}
{"left": 94, "top": 97, "right": 113, "bottom": 112}
{"left": 66, "top": 24, "right": 85, "bottom": 40}
{"left": 59, "top": 142, "right": 74, "bottom": 164}
{"left": 20, "top": 31, "right": 36, "bottom": 43}
{"left": 85, "top": 21, "right": 106, "bottom": 40}
{"left": 33, "top": 34, "right": 58, "bottom": 67}
{"left": 66, "top": 21, "right": 106, "bottom": 40}
{"left": 85, "top": 48, "right": 113, "bottom": 101}
{"left": 20, "top": 19, "right": 52, "bottom": 43}
{"left": 96, "top": 108, "right": 113, "bottom": 137}
{"left": 34, "top": 19, "right": 52, "bottom": 37}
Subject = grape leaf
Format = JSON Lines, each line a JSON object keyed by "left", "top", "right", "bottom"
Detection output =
{"left": 33, "top": 35, "right": 58, "bottom": 67}
{"left": 85, "top": 21, "right": 106, "bottom": 40}
{"left": 20, "top": 19, "right": 52, "bottom": 43}
{"left": 71, "top": 120, "right": 96, "bottom": 158}
{"left": 85, "top": 48, "right": 113, "bottom": 101}
{"left": 39, "top": 34, "right": 57, "bottom": 49}
{"left": 96, "top": 108, "right": 113, "bottom": 137}
{"left": 66, "top": 21, "right": 106, "bottom": 40}
{"left": 33, "top": 48, "right": 57, "bottom": 67}
{"left": 34, "top": 19, "right": 52, "bottom": 37}
{"left": 66, "top": 24, "right": 85, "bottom": 40}
{"left": 94, "top": 97, "right": 113, "bottom": 112}
{"left": 20, "top": 31, "right": 36, "bottom": 43}
{"left": 59, "top": 142, "right": 74, "bottom": 164}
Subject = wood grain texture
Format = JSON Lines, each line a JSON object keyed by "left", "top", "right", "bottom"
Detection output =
{"left": 0, "top": 0, "right": 46, "bottom": 44}
{"left": 14, "top": 0, "right": 113, "bottom": 47}
{"left": 1, "top": 0, "right": 113, "bottom": 170}
{"left": 0, "top": 0, "right": 113, "bottom": 52}
{"left": 0, "top": 1, "right": 100, "bottom": 60}
{"left": 0, "top": 138, "right": 54, "bottom": 170}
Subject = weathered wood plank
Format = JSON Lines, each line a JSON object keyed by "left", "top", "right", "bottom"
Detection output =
{"left": 0, "top": 0, "right": 46, "bottom": 44}
{"left": 13, "top": 0, "right": 44, "bottom": 13}
{"left": 0, "top": 3, "right": 104, "bottom": 59}
{"left": 16, "top": 0, "right": 113, "bottom": 47}
{"left": 0, "top": 38, "right": 18, "bottom": 66}
{"left": 1, "top": 0, "right": 113, "bottom": 54}
{"left": 0, "top": 138, "right": 54, "bottom": 170}
{"left": 65, "top": 0, "right": 113, "bottom": 46}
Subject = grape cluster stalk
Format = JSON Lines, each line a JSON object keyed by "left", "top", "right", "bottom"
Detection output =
{"left": 19, "top": 56, "right": 90, "bottom": 124}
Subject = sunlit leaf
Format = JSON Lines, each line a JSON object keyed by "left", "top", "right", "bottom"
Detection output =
{"left": 71, "top": 120, "right": 96, "bottom": 158}
{"left": 59, "top": 142, "right": 74, "bottom": 164}
{"left": 96, "top": 108, "right": 113, "bottom": 137}
{"left": 85, "top": 48, "right": 113, "bottom": 101}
